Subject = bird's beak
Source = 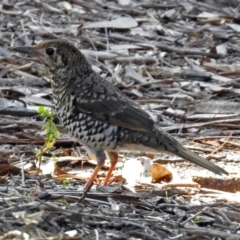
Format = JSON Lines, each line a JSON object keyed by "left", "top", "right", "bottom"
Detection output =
{"left": 11, "top": 46, "right": 43, "bottom": 57}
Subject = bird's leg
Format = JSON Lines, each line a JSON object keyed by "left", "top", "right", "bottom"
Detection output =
{"left": 103, "top": 151, "right": 118, "bottom": 186}
{"left": 83, "top": 148, "right": 106, "bottom": 190}
{"left": 83, "top": 164, "right": 104, "bottom": 190}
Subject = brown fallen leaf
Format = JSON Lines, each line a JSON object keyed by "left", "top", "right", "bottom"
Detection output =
{"left": 0, "top": 164, "right": 21, "bottom": 176}
{"left": 145, "top": 153, "right": 155, "bottom": 159}
{"left": 54, "top": 163, "right": 68, "bottom": 175}
{"left": 151, "top": 163, "right": 172, "bottom": 183}
{"left": 202, "top": 139, "right": 220, "bottom": 147}
{"left": 100, "top": 174, "right": 126, "bottom": 186}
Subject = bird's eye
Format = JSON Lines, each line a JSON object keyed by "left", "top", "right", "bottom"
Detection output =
{"left": 46, "top": 47, "right": 55, "bottom": 56}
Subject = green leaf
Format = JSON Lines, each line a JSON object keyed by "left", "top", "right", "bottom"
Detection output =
{"left": 49, "top": 122, "right": 57, "bottom": 133}
{"left": 54, "top": 130, "right": 60, "bottom": 138}
{"left": 45, "top": 122, "right": 51, "bottom": 131}
{"left": 194, "top": 216, "right": 201, "bottom": 222}
{"left": 62, "top": 179, "right": 69, "bottom": 187}
{"left": 48, "top": 133, "right": 54, "bottom": 142}
{"left": 37, "top": 106, "right": 45, "bottom": 116}
{"left": 46, "top": 141, "right": 54, "bottom": 148}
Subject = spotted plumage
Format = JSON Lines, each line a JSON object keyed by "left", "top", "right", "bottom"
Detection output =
{"left": 12, "top": 40, "right": 228, "bottom": 189}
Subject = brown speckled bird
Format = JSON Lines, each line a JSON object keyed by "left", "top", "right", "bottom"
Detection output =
{"left": 12, "top": 40, "right": 228, "bottom": 189}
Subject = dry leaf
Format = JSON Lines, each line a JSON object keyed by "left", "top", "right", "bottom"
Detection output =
{"left": 54, "top": 164, "right": 68, "bottom": 175}
{"left": 0, "top": 164, "right": 21, "bottom": 175}
{"left": 151, "top": 163, "right": 172, "bottom": 183}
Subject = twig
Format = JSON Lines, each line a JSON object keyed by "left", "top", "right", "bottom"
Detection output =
{"left": 206, "top": 132, "right": 232, "bottom": 159}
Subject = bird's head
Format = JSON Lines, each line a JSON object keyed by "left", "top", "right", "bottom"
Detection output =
{"left": 11, "top": 40, "right": 92, "bottom": 85}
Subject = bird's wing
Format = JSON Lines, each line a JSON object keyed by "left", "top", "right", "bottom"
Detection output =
{"left": 71, "top": 73, "right": 157, "bottom": 133}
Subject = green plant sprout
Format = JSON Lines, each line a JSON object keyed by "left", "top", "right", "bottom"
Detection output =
{"left": 36, "top": 106, "right": 60, "bottom": 169}
{"left": 194, "top": 215, "right": 202, "bottom": 222}
{"left": 61, "top": 179, "right": 69, "bottom": 187}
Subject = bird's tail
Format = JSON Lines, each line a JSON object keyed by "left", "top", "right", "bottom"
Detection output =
{"left": 172, "top": 143, "right": 228, "bottom": 175}
{"left": 153, "top": 129, "right": 228, "bottom": 176}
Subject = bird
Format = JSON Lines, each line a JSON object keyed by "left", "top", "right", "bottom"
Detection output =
{"left": 11, "top": 40, "right": 228, "bottom": 190}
